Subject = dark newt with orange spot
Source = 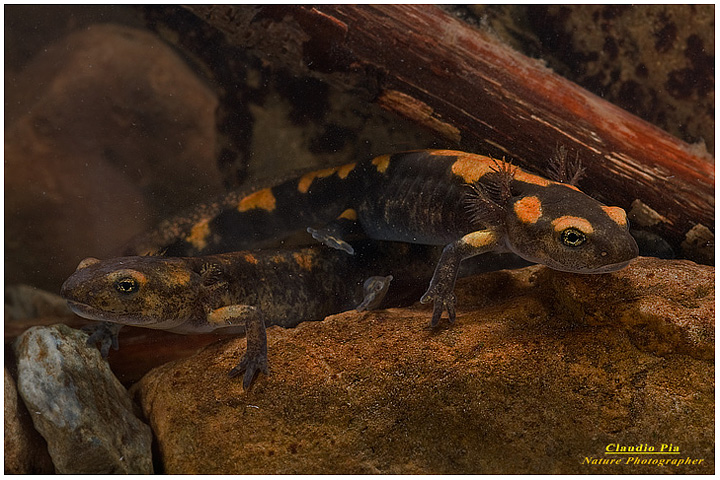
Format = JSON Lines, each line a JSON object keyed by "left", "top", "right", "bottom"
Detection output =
{"left": 62, "top": 240, "right": 439, "bottom": 387}
{"left": 125, "top": 149, "right": 638, "bottom": 326}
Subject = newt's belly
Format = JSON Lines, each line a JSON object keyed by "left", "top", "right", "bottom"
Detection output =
{"left": 357, "top": 172, "right": 476, "bottom": 245}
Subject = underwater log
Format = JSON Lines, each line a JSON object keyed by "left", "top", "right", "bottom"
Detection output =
{"left": 186, "top": 4, "right": 714, "bottom": 257}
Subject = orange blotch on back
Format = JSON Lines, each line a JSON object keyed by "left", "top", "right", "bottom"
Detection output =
{"left": 371, "top": 155, "right": 391, "bottom": 173}
{"left": 293, "top": 252, "right": 315, "bottom": 271}
{"left": 447, "top": 151, "right": 553, "bottom": 188}
{"left": 448, "top": 152, "right": 496, "bottom": 183}
{"left": 338, "top": 208, "right": 357, "bottom": 221}
{"left": 602, "top": 206, "right": 628, "bottom": 226}
{"left": 511, "top": 170, "right": 552, "bottom": 187}
{"left": 238, "top": 188, "right": 277, "bottom": 212}
{"left": 561, "top": 183, "right": 582, "bottom": 192}
{"left": 297, "top": 163, "right": 356, "bottom": 193}
{"left": 337, "top": 163, "right": 356, "bottom": 179}
{"left": 270, "top": 254, "right": 287, "bottom": 264}
{"left": 243, "top": 253, "right": 259, "bottom": 264}
{"left": 298, "top": 169, "right": 336, "bottom": 193}
{"left": 186, "top": 219, "right": 211, "bottom": 250}
{"left": 551, "top": 215, "right": 594, "bottom": 234}
{"left": 513, "top": 196, "right": 543, "bottom": 224}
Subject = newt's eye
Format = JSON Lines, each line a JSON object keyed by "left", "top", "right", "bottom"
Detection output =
{"left": 561, "top": 228, "right": 586, "bottom": 247}
{"left": 114, "top": 277, "right": 140, "bottom": 294}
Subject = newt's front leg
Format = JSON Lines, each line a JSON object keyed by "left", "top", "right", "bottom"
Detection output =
{"left": 209, "top": 305, "right": 269, "bottom": 388}
{"left": 420, "top": 230, "right": 501, "bottom": 326}
{"left": 82, "top": 322, "right": 124, "bottom": 357}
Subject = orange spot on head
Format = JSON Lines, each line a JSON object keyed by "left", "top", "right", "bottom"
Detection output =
{"left": 110, "top": 269, "right": 148, "bottom": 287}
{"left": 513, "top": 196, "right": 543, "bottom": 223}
{"left": 297, "top": 163, "right": 356, "bottom": 193}
{"left": 551, "top": 215, "right": 594, "bottom": 234}
{"left": 602, "top": 206, "right": 628, "bottom": 226}
{"left": 167, "top": 268, "right": 192, "bottom": 286}
{"left": 243, "top": 253, "right": 258, "bottom": 265}
{"left": 338, "top": 209, "right": 357, "bottom": 221}
{"left": 238, "top": 188, "right": 276, "bottom": 212}
{"left": 186, "top": 220, "right": 210, "bottom": 250}
{"left": 372, "top": 155, "right": 391, "bottom": 173}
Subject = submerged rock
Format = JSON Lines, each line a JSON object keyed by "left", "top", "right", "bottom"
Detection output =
{"left": 4, "top": 284, "right": 73, "bottom": 321}
{"left": 13, "top": 325, "right": 153, "bottom": 474}
{"left": 133, "top": 257, "right": 713, "bottom": 474}
{"left": 4, "top": 368, "right": 54, "bottom": 474}
{"left": 5, "top": 23, "right": 221, "bottom": 291}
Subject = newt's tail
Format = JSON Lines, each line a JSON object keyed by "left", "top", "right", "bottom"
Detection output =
{"left": 122, "top": 161, "right": 367, "bottom": 257}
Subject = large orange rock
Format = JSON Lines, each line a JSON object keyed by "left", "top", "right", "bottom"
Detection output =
{"left": 132, "top": 257, "right": 714, "bottom": 474}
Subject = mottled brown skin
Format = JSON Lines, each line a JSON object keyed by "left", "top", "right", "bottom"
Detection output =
{"left": 64, "top": 149, "right": 638, "bottom": 387}
{"left": 124, "top": 149, "right": 639, "bottom": 326}
{"left": 62, "top": 241, "right": 438, "bottom": 387}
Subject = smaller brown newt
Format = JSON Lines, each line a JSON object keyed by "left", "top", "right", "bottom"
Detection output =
{"left": 61, "top": 241, "right": 438, "bottom": 387}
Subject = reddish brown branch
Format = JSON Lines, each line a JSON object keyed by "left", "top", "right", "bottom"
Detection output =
{"left": 187, "top": 5, "right": 714, "bottom": 257}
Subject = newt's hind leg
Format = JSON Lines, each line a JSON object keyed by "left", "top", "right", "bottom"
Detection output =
{"left": 356, "top": 275, "right": 393, "bottom": 311}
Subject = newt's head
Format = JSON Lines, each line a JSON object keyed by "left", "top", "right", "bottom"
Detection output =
{"left": 61, "top": 256, "right": 202, "bottom": 329}
{"left": 503, "top": 183, "right": 639, "bottom": 273}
